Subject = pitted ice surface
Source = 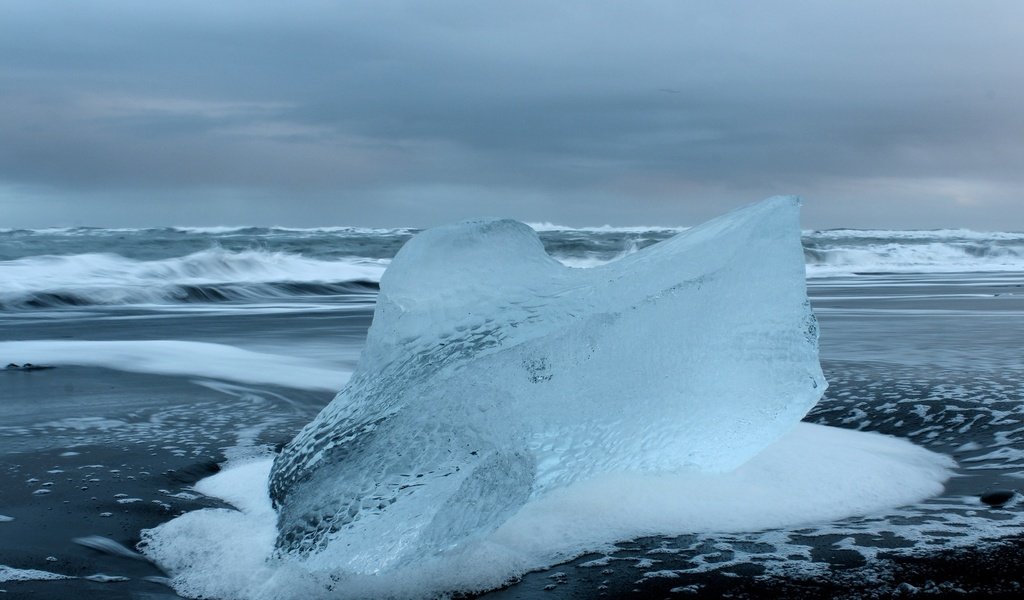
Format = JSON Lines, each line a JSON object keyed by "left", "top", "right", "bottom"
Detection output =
{"left": 269, "top": 197, "right": 826, "bottom": 574}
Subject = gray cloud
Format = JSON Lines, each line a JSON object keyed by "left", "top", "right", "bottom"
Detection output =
{"left": 1, "top": 0, "right": 1022, "bottom": 228}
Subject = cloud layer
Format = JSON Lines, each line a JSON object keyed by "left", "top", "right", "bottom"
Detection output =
{"left": 2, "top": 1, "right": 1021, "bottom": 228}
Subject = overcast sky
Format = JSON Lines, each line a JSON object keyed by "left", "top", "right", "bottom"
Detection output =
{"left": 1, "top": 1, "right": 1022, "bottom": 229}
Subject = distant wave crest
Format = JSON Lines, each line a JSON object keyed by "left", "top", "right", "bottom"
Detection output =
{"left": 803, "top": 233, "right": 1024, "bottom": 276}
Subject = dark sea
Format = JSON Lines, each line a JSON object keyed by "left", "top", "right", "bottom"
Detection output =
{"left": 2, "top": 225, "right": 1023, "bottom": 599}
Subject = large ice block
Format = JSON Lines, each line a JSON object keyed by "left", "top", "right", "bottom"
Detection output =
{"left": 268, "top": 196, "right": 826, "bottom": 574}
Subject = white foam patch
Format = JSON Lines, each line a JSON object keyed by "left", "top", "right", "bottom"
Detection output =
{"left": 0, "top": 340, "right": 349, "bottom": 392}
{"left": 141, "top": 423, "right": 954, "bottom": 600}
{"left": 0, "top": 565, "right": 73, "bottom": 582}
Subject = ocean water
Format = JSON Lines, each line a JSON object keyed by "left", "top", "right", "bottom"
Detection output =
{"left": 1, "top": 225, "right": 1023, "bottom": 598}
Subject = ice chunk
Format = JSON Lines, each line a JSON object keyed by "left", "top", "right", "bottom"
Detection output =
{"left": 269, "top": 196, "right": 826, "bottom": 574}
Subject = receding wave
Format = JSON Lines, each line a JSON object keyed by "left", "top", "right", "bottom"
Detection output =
{"left": 0, "top": 248, "right": 385, "bottom": 309}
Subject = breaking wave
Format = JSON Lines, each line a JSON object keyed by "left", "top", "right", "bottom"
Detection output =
{"left": 0, "top": 248, "right": 384, "bottom": 309}
{"left": 803, "top": 230, "right": 1024, "bottom": 276}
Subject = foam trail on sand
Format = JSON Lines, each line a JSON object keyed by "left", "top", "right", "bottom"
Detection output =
{"left": 140, "top": 423, "right": 954, "bottom": 600}
{"left": 0, "top": 565, "right": 73, "bottom": 583}
{"left": 0, "top": 340, "right": 348, "bottom": 392}
{"left": 73, "top": 536, "right": 150, "bottom": 561}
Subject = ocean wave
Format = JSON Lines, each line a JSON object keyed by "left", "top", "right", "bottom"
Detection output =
{"left": 168, "top": 225, "right": 420, "bottom": 236}
{"left": 0, "top": 248, "right": 385, "bottom": 309}
{"left": 3, "top": 281, "right": 380, "bottom": 310}
{"left": 808, "top": 228, "right": 1024, "bottom": 242}
{"left": 803, "top": 240, "right": 1024, "bottom": 276}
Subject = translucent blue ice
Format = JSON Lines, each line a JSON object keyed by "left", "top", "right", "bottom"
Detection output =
{"left": 269, "top": 196, "right": 826, "bottom": 574}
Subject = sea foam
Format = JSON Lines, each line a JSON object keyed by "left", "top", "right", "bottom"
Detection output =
{"left": 0, "top": 340, "right": 348, "bottom": 392}
{"left": 141, "top": 423, "right": 953, "bottom": 599}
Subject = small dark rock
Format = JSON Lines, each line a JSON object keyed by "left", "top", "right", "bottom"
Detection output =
{"left": 5, "top": 363, "right": 19, "bottom": 369}
{"left": 980, "top": 489, "right": 1015, "bottom": 506}
{"left": 894, "top": 582, "right": 919, "bottom": 596}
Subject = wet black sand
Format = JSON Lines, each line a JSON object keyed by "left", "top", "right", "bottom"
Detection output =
{"left": 0, "top": 368, "right": 321, "bottom": 599}
{"left": 0, "top": 443, "right": 218, "bottom": 599}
